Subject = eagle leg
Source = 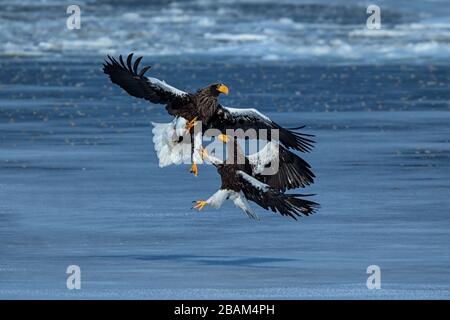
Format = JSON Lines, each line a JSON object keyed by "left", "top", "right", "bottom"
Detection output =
{"left": 218, "top": 134, "right": 229, "bottom": 143}
{"left": 185, "top": 116, "right": 198, "bottom": 132}
{"left": 200, "top": 146, "right": 208, "bottom": 160}
{"left": 190, "top": 163, "right": 199, "bottom": 176}
{"left": 192, "top": 200, "right": 208, "bottom": 211}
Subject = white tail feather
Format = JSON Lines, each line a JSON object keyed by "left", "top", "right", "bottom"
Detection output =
{"left": 151, "top": 117, "right": 203, "bottom": 167}
{"left": 232, "top": 192, "right": 259, "bottom": 220}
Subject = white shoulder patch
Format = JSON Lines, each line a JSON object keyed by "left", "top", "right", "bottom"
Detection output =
{"left": 223, "top": 106, "right": 271, "bottom": 122}
{"left": 146, "top": 77, "right": 187, "bottom": 97}
{"left": 236, "top": 170, "right": 269, "bottom": 192}
{"left": 247, "top": 141, "right": 280, "bottom": 174}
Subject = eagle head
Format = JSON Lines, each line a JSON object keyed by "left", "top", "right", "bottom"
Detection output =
{"left": 208, "top": 83, "right": 229, "bottom": 97}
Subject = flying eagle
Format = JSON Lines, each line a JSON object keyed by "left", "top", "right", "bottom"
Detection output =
{"left": 193, "top": 140, "right": 318, "bottom": 220}
{"left": 103, "top": 54, "right": 315, "bottom": 175}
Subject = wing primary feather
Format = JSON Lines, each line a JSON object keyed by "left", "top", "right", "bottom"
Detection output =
{"left": 286, "top": 125, "right": 306, "bottom": 130}
{"left": 138, "top": 65, "right": 151, "bottom": 77}
{"left": 103, "top": 53, "right": 186, "bottom": 104}
{"left": 119, "top": 55, "right": 126, "bottom": 69}
{"left": 112, "top": 56, "right": 120, "bottom": 66}
{"left": 133, "top": 56, "right": 143, "bottom": 74}
{"left": 126, "top": 53, "right": 133, "bottom": 72}
{"left": 292, "top": 130, "right": 315, "bottom": 138}
{"left": 237, "top": 171, "right": 319, "bottom": 219}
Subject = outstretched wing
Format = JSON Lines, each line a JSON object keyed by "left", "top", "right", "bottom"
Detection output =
{"left": 103, "top": 53, "right": 187, "bottom": 104}
{"left": 236, "top": 171, "right": 318, "bottom": 220}
{"left": 208, "top": 105, "right": 315, "bottom": 153}
{"left": 247, "top": 141, "right": 315, "bottom": 191}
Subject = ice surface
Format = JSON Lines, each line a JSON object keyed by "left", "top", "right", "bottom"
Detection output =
{"left": 0, "top": 58, "right": 449, "bottom": 299}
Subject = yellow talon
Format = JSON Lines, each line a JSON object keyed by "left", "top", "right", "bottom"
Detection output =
{"left": 190, "top": 163, "right": 198, "bottom": 176}
{"left": 218, "top": 134, "right": 229, "bottom": 143}
{"left": 185, "top": 116, "right": 198, "bottom": 131}
{"left": 193, "top": 200, "right": 208, "bottom": 211}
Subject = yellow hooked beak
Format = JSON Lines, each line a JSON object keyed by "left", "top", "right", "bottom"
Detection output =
{"left": 217, "top": 84, "right": 229, "bottom": 95}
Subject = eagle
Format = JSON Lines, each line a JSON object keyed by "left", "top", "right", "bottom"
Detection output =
{"left": 193, "top": 139, "right": 318, "bottom": 220}
{"left": 103, "top": 53, "right": 315, "bottom": 175}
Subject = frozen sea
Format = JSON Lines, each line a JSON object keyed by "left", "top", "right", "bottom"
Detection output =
{"left": 0, "top": 0, "right": 449, "bottom": 299}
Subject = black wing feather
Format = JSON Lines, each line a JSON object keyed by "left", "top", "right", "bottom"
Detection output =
{"left": 209, "top": 105, "right": 315, "bottom": 153}
{"left": 253, "top": 145, "right": 315, "bottom": 191}
{"left": 237, "top": 172, "right": 319, "bottom": 220}
{"left": 103, "top": 53, "right": 186, "bottom": 104}
{"left": 133, "top": 56, "right": 142, "bottom": 74}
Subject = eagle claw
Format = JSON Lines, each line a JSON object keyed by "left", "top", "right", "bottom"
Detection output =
{"left": 218, "top": 134, "right": 229, "bottom": 143}
{"left": 193, "top": 200, "right": 208, "bottom": 211}
{"left": 185, "top": 116, "right": 198, "bottom": 132}
{"left": 190, "top": 163, "right": 198, "bottom": 176}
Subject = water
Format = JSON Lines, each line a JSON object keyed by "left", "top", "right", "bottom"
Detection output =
{"left": 1, "top": 0, "right": 450, "bottom": 64}
{"left": 0, "top": 0, "right": 449, "bottom": 299}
